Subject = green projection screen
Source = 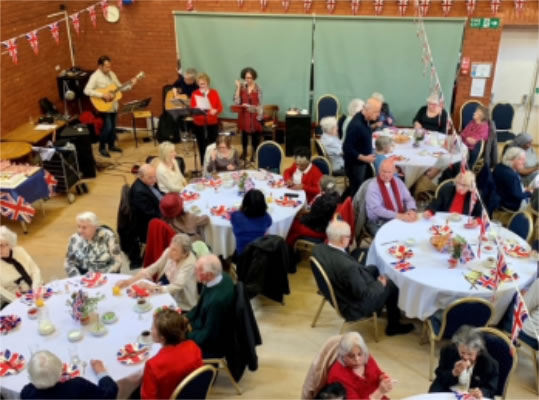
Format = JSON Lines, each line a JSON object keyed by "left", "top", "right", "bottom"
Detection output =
{"left": 312, "top": 17, "right": 465, "bottom": 125}
{"left": 174, "top": 13, "right": 313, "bottom": 120}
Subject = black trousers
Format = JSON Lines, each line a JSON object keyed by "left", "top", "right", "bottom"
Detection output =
{"left": 193, "top": 123, "right": 218, "bottom": 161}
{"left": 364, "top": 265, "right": 402, "bottom": 328}
{"left": 345, "top": 162, "right": 367, "bottom": 198}
{"left": 241, "top": 130, "right": 261, "bottom": 159}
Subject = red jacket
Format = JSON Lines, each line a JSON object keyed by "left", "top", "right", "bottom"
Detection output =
{"left": 141, "top": 340, "right": 203, "bottom": 400}
{"left": 327, "top": 357, "right": 388, "bottom": 400}
{"left": 283, "top": 163, "right": 322, "bottom": 203}
{"left": 190, "top": 88, "right": 223, "bottom": 126}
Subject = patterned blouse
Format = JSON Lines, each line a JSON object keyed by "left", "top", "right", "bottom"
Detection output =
{"left": 64, "top": 227, "right": 124, "bottom": 277}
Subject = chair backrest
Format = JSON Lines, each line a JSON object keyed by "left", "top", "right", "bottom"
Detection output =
{"left": 337, "top": 114, "right": 347, "bottom": 139}
{"left": 263, "top": 104, "right": 279, "bottom": 121}
{"left": 434, "top": 179, "right": 455, "bottom": 199}
{"left": 477, "top": 327, "right": 517, "bottom": 399}
{"left": 316, "top": 95, "right": 340, "bottom": 123}
{"left": 507, "top": 210, "right": 533, "bottom": 242}
{"left": 460, "top": 100, "right": 484, "bottom": 131}
{"left": 255, "top": 140, "right": 284, "bottom": 174}
{"left": 311, "top": 156, "right": 332, "bottom": 176}
{"left": 169, "top": 365, "right": 217, "bottom": 400}
{"left": 491, "top": 103, "right": 514, "bottom": 132}
{"left": 202, "top": 143, "right": 217, "bottom": 176}
{"left": 353, "top": 177, "right": 375, "bottom": 238}
{"left": 470, "top": 139, "right": 485, "bottom": 173}
{"left": 439, "top": 297, "right": 494, "bottom": 340}
{"left": 314, "top": 138, "right": 329, "bottom": 158}
{"left": 309, "top": 256, "right": 343, "bottom": 318}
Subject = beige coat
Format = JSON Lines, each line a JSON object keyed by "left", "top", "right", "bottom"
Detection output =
{"left": 0, "top": 246, "right": 42, "bottom": 304}
{"left": 301, "top": 335, "right": 342, "bottom": 399}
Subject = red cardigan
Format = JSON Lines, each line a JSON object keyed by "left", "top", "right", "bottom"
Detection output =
{"left": 141, "top": 340, "right": 203, "bottom": 400}
{"left": 190, "top": 88, "right": 223, "bottom": 126}
{"left": 327, "top": 357, "right": 388, "bottom": 400}
{"left": 283, "top": 163, "right": 322, "bottom": 203}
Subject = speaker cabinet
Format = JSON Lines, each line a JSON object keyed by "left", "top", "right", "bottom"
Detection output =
{"left": 285, "top": 115, "right": 311, "bottom": 157}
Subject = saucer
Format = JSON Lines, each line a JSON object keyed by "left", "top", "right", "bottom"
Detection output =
{"left": 89, "top": 324, "right": 107, "bottom": 337}
{"left": 67, "top": 329, "right": 83, "bottom": 342}
{"left": 102, "top": 312, "right": 117, "bottom": 324}
{"left": 134, "top": 302, "right": 152, "bottom": 313}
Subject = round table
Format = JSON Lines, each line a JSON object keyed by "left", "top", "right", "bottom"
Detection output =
{"left": 0, "top": 274, "right": 175, "bottom": 399}
{"left": 0, "top": 142, "right": 32, "bottom": 161}
{"left": 183, "top": 170, "right": 306, "bottom": 257}
{"left": 374, "top": 129, "right": 462, "bottom": 188}
{"left": 402, "top": 393, "right": 491, "bottom": 400}
{"left": 366, "top": 212, "right": 537, "bottom": 323}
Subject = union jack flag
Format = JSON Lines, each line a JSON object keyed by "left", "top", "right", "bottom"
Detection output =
{"left": 0, "top": 350, "right": 25, "bottom": 377}
{"left": 0, "top": 192, "right": 35, "bottom": 223}
{"left": 453, "top": 391, "right": 475, "bottom": 400}
{"left": 49, "top": 22, "right": 60, "bottom": 45}
{"left": 237, "top": 0, "right": 244, "bottom": 7}
{"left": 511, "top": 294, "right": 529, "bottom": 343}
{"left": 491, "top": 0, "right": 501, "bottom": 15}
{"left": 186, "top": 0, "right": 194, "bottom": 11}
{"left": 327, "top": 0, "right": 336, "bottom": 13}
{"left": 117, "top": 0, "right": 123, "bottom": 8}
{"left": 460, "top": 243, "right": 475, "bottom": 264}
{"left": 419, "top": 0, "right": 430, "bottom": 17}
{"left": 100, "top": 0, "right": 109, "bottom": 18}
{"left": 60, "top": 362, "right": 81, "bottom": 382}
{"left": 25, "top": 30, "right": 39, "bottom": 56}
{"left": 477, "top": 274, "right": 497, "bottom": 290}
{"left": 514, "top": 0, "right": 526, "bottom": 13}
{"left": 117, "top": 343, "right": 149, "bottom": 365}
{"left": 281, "top": 0, "right": 290, "bottom": 11}
{"left": 397, "top": 0, "right": 408, "bottom": 16}
{"left": 466, "top": 0, "right": 476, "bottom": 16}
{"left": 441, "top": 0, "right": 453, "bottom": 16}
{"left": 2, "top": 39, "right": 18, "bottom": 64}
{"left": 373, "top": 0, "right": 384, "bottom": 15}
{"left": 88, "top": 5, "right": 97, "bottom": 28}
{"left": 260, "top": 0, "right": 268, "bottom": 10}
{"left": 351, "top": 0, "right": 361, "bottom": 15}
{"left": 70, "top": 13, "right": 80, "bottom": 36}
{"left": 304, "top": 0, "right": 313, "bottom": 13}
{"left": 494, "top": 251, "right": 511, "bottom": 283}
{"left": 44, "top": 170, "right": 58, "bottom": 196}
{"left": 391, "top": 260, "right": 415, "bottom": 272}
{"left": 477, "top": 210, "right": 490, "bottom": 257}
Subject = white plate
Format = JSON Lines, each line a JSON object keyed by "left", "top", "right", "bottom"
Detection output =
{"left": 67, "top": 329, "right": 83, "bottom": 342}
{"left": 89, "top": 324, "right": 107, "bottom": 337}
{"left": 102, "top": 313, "right": 118, "bottom": 324}
{"left": 134, "top": 303, "right": 152, "bottom": 313}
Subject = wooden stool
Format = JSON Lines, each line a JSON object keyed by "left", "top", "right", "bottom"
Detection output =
{"left": 131, "top": 110, "right": 156, "bottom": 147}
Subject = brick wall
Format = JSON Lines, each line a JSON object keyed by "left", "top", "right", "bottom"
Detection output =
{"left": 1, "top": 0, "right": 537, "bottom": 135}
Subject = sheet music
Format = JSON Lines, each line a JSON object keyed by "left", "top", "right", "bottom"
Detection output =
{"left": 194, "top": 95, "right": 211, "bottom": 111}
{"left": 34, "top": 124, "right": 58, "bottom": 130}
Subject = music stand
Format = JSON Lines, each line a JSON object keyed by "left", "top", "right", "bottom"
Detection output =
{"left": 179, "top": 104, "right": 208, "bottom": 177}
{"left": 119, "top": 97, "right": 152, "bottom": 115}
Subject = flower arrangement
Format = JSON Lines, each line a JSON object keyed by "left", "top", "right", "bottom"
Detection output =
{"left": 413, "top": 128, "right": 425, "bottom": 147}
{"left": 66, "top": 290, "right": 104, "bottom": 322}
{"left": 237, "top": 172, "right": 254, "bottom": 194}
{"left": 451, "top": 235, "right": 467, "bottom": 260}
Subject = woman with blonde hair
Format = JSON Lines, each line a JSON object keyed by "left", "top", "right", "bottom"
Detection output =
{"left": 156, "top": 141, "right": 187, "bottom": 193}
{"left": 207, "top": 135, "right": 240, "bottom": 172}
{"left": 413, "top": 94, "right": 448, "bottom": 134}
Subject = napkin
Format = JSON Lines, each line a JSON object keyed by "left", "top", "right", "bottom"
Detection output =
{"left": 0, "top": 350, "right": 25, "bottom": 377}
{"left": 210, "top": 206, "right": 237, "bottom": 220}
{"left": 388, "top": 245, "right": 414, "bottom": 259}
{"left": 81, "top": 272, "right": 107, "bottom": 288}
{"left": 268, "top": 179, "right": 286, "bottom": 188}
{"left": 126, "top": 284, "right": 150, "bottom": 298}
{"left": 429, "top": 225, "right": 453, "bottom": 236}
{"left": 180, "top": 191, "right": 200, "bottom": 201}
{"left": 391, "top": 260, "right": 415, "bottom": 272}
{"left": 117, "top": 343, "right": 149, "bottom": 365}
{"left": 16, "top": 286, "right": 53, "bottom": 304}
{"left": 60, "top": 363, "right": 81, "bottom": 382}
{"left": 0, "top": 315, "right": 21, "bottom": 335}
{"left": 504, "top": 244, "right": 530, "bottom": 258}
{"left": 275, "top": 197, "right": 300, "bottom": 207}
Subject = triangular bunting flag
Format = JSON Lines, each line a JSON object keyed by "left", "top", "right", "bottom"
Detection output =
{"left": 25, "top": 30, "right": 39, "bottom": 56}
{"left": 70, "top": 13, "right": 80, "bottom": 35}
{"left": 2, "top": 39, "right": 18, "bottom": 64}
{"left": 49, "top": 22, "right": 60, "bottom": 45}
{"left": 88, "top": 5, "right": 97, "bottom": 28}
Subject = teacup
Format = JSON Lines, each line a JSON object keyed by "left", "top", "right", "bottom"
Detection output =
{"left": 138, "top": 330, "right": 152, "bottom": 345}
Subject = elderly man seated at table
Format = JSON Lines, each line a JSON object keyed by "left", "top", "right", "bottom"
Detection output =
{"left": 0, "top": 226, "right": 41, "bottom": 306}
{"left": 283, "top": 147, "right": 323, "bottom": 203}
{"left": 186, "top": 254, "right": 235, "bottom": 356}
{"left": 320, "top": 116, "right": 344, "bottom": 175}
{"left": 116, "top": 233, "right": 199, "bottom": 311}
{"left": 130, "top": 163, "right": 163, "bottom": 244}
{"left": 429, "top": 325, "right": 498, "bottom": 399}
{"left": 312, "top": 220, "right": 413, "bottom": 336}
{"left": 493, "top": 147, "right": 533, "bottom": 211}
{"left": 509, "top": 132, "right": 539, "bottom": 186}
{"left": 64, "top": 212, "right": 126, "bottom": 277}
{"left": 327, "top": 332, "right": 394, "bottom": 400}
{"left": 21, "top": 351, "right": 118, "bottom": 399}
{"left": 160, "top": 193, "right": 209, "bottom": 243}
{"left": 366, "top": 159, "right": 417, "bottom": 236}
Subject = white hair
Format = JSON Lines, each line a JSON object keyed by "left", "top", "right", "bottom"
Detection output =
{"left": 198, "top": 254, "right": 222, "bottom": 276}
{"left": 137, "top": 163, "right": 154, "bottom": 178}
{"left": 76, "top": 211, "right": 98, "bottom": 226}
{"left": 184, "top": 68, "right": 198, "bottom": 79}
{"left": 0, "top": 225, "right": 17, "bottom": 248}
{"left": 320, "top": 116, "right": 337, "bottom": 134}
{"left": 452, "top": 326, "right": 485, "bottom": 353}
{"left": 338, "top": 332, "right": 370, "bottom": 364}
{"left": 502, "top": 146, "right": 525, "bottom": 168}
{"left": 427, "top": 94, "right": 440, "bottom": 104}
{"left": 28, "top": 351, "right": 63, "bottom": 389}
{"left": 371, "top": 92, "right": 385, "bottom": 103}
{"left": 347, "top": 98, "right": 365, "bottom": 116}
{"left": 375, "top": 136, "right": 393, "bottom": 152}
{"left": 170, "top": 233, "right": 192, "bottom": 255}
{"left": 326, "top": 220, "right": 351, "bottom": 243}
{"left": 158, "top": 141, "right": 176, "bottom": 163}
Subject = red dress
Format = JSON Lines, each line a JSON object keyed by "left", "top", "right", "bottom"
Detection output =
{"left": 141, "top": 340, "right": 203, "bottom": 399}
{"left": 327, "top": 357, "right": 388, "bottom": 400}
{"left": 237, "top": 85, "right": 262, "bottom": 133}
{"left": 283, "top": 163, "right": 323, "bottom": 203}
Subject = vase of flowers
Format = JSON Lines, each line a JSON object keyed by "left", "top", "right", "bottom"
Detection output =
{"left": 237, "top": 172, "right": 250, "bottom": 195}
{"left": 66, "top": 290, "right": 104, "bottom": 325}
{"left": 413, "top": 128, "right": 425, "bottom": 148}
{"left": 449, "top": 235, "right": 466, "bottom": 268}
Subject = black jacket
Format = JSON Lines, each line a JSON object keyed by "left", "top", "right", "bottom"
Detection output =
{"left": 343, "top": 112, "right": 373, "bottom": 166}
{"left": 237, "top": 235, "right": 291, "bottom": 303}
{"left": 312, "top": 244, "right": 387, "bottom": 321}
{"left": 21, "top": 376, "right": 117, "bottom": 399}
{"left": 429, "top": 344, "right": 499, "bottom": 399}
{"left": 301, "top": 192, "right": 340, "bottom": 233}
{"left": 129, "top": 179, "right": 162, "bottom": 243}
{"left": 427, "top": 183, "right": 482, "bottom": 218}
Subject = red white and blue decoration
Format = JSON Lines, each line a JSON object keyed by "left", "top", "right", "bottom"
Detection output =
{"left": 61, "top": 363, "right": 81, "bottom": 382}
{"left": 88, "top": 5, "right": 97, "bottom": 28}
{"left": 418, "top": 0, "right": 430, "bottom": 17}
{"left": 397, "top": 0, "right": 408, "bottom": 16}
{"left": 491, "top": 0, "right": 501, "bottom": 15}
{"left": 0, "top": 315, "right": 21, "bottom": 335}
{"left": 70, "top": 13, "right": 80, "bottom": 35}
{"left": 453, "top": 391, "right": 475, "bottom": 400}
{"left": 0, "top": 350, "right": 25, "bottom": 377}
{"left": 459, "top": 243, "right": 475, "bottom": 264}
{"left": 16, "top": 286, "right": 54, "bottom": 304}
{"left": 327, "top": 0, "right": 336, "bottom": 13}
{"left": 260, "top": 0, "right": 268, "bottom": 10}
{"left": 2, "top": 39, "right": 18, "bottom": 64}
{"left": 374, "top": 0, "right": 384, "bottom": 15}
{"left": 100, "top": 0, "right": 109, "bottom": 18}
{"left": 117, "top": 343, "right": 150, "bottom": 365}
{"left": 466, "top": 0, "right": 476, "bottom": 16}
{"left": 351, "top": 0, "right": 361, "bottom": 15}
{"left": 44, "top": 170, "right": 58, "bottom": 196}
{"left": 511, "top": 294, "right": 529, "bottom": 343}
{"left": 25, "top": 30, "right": 39, "bottom": 56}
{"left": 391, "top": 260, "right": 415, "bottom": 272}
{"left": 0, "top": 192, "right": 36, "bottom": 223}
{"left": 281, "top": 0, "right": 290, "bottom": 12}
{"left": 441, "top": 0, "right": 453, "bottom": 17}
{"left": 81, "top": 272, "right": 108, "bottom": 288}
{"left": 476, "top": 274, "right": 497, "bottom": 290}
{"left": 304, "top": 0, "right": 313, "bottom": 13}
{"left": 514, "top": 0, "right": 526, "bottom": 14}
{"left": 49, "top": 22, "right": 60, "bottom": 45}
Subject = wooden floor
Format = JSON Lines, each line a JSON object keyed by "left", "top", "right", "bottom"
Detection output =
{"left": 5, "top": 131, "right": 537, "bottom": 399}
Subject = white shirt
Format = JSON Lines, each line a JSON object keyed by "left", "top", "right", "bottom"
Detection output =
{"left": 321, "top": 133, "right": 344, "bottom": 171}
{"left": 293, "top": 164, "right": 311, "bottom": 185}
{"left": 206, "top": 274, "right": 223, "bottom": 288}
{"left": 156, "top": 160, "right": 187, "bottom": 193}
{"left": 83, "top": 69, "right": 132, "bottom": 112}
{"left": 450, "top": 364, "right": 474, "bottom": 392}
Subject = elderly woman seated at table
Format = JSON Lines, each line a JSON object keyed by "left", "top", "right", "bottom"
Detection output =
{"left": 342, "top": 98, "right": 364, "bottom": 141}
{"left": 371, "top": 92, "right": 395, "bottom": 130}
{"left": 283, "top": 147, "right": 323, "bottom": 203}
{"left": 430, "top": 325, "right": 498, "bottom": 399}
{"left": 64, "top": 212, "right": 127, "bottom": 277}
{"left": 320, "top": 117, "right": 344, "bottom": 175}
{"left": 160, "top": 193, "right": 209, "bottom": 243}
{"left": 117, "top": 233, "right": 199, "bottom": 311}
{"left": 366, "top": 159, "right": 417, "bottom": 235}
{"left": 373, "top": 136, "right": 393, "bottom": 174}
{"left": 460, "top": 105, "right": 489, "bottom": 150}
{"left": 509, "top": 132, "right": 539, "bottom": 186}
{"left": 156, "top": 141, "right": 187, "bottom": 194}
{"left": 493, "top": 147, "right": 533, "bottom": 211}
{"left": 327, "top": 332, "right": 394, "bottom": 400}
{"left": 207, "top": 135, "right": 240, "bottom": 173}
{"left": 21, "top": 351, "right": 118, "bottom": 399}
{"left": 0, "top": 226, "right": 41, "bottom": 306}
{"left": 286, "top": 176, "right": 340, "bottom": 246}
{"left": 140, "top": 308, "right": 203, "bottom": 399}
{"left": 424, "top": 170, "right": 482, "bottom": 220}
{"left": 231, "top": 189, "right": 273, "bottom": 256}
{"left": 413, "top": 94, "right": 448, "bottom": 134}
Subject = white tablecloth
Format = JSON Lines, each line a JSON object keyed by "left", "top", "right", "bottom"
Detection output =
{"left": 0, "top": 274, "right": 175, "bottom": 399}
{"left": 403, "top": 393, "right": 491, "bottom": 400}
{"left": 374, "top": 129, "right": 462, "bottom": 188}
{"left": 366, "top": 212, "right": 537, "bottom": 323}
{"left": 184, "top": 171, "right": 306, "bottom": 257}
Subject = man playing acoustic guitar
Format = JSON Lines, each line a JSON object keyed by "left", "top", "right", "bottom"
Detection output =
{"left": 84, "top": 55, "right": 138, "bottom": 157}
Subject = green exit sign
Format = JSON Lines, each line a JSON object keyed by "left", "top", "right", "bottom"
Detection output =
{"left": 470, "top": 18, "right": 500, "bottom": 29}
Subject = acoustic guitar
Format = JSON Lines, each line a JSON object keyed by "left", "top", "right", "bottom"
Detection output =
{"left": 164, "top": 89, "right": 189, "bottom": 111}
{"left": 90, "top": 71, "right": 145, "bottom": 113}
